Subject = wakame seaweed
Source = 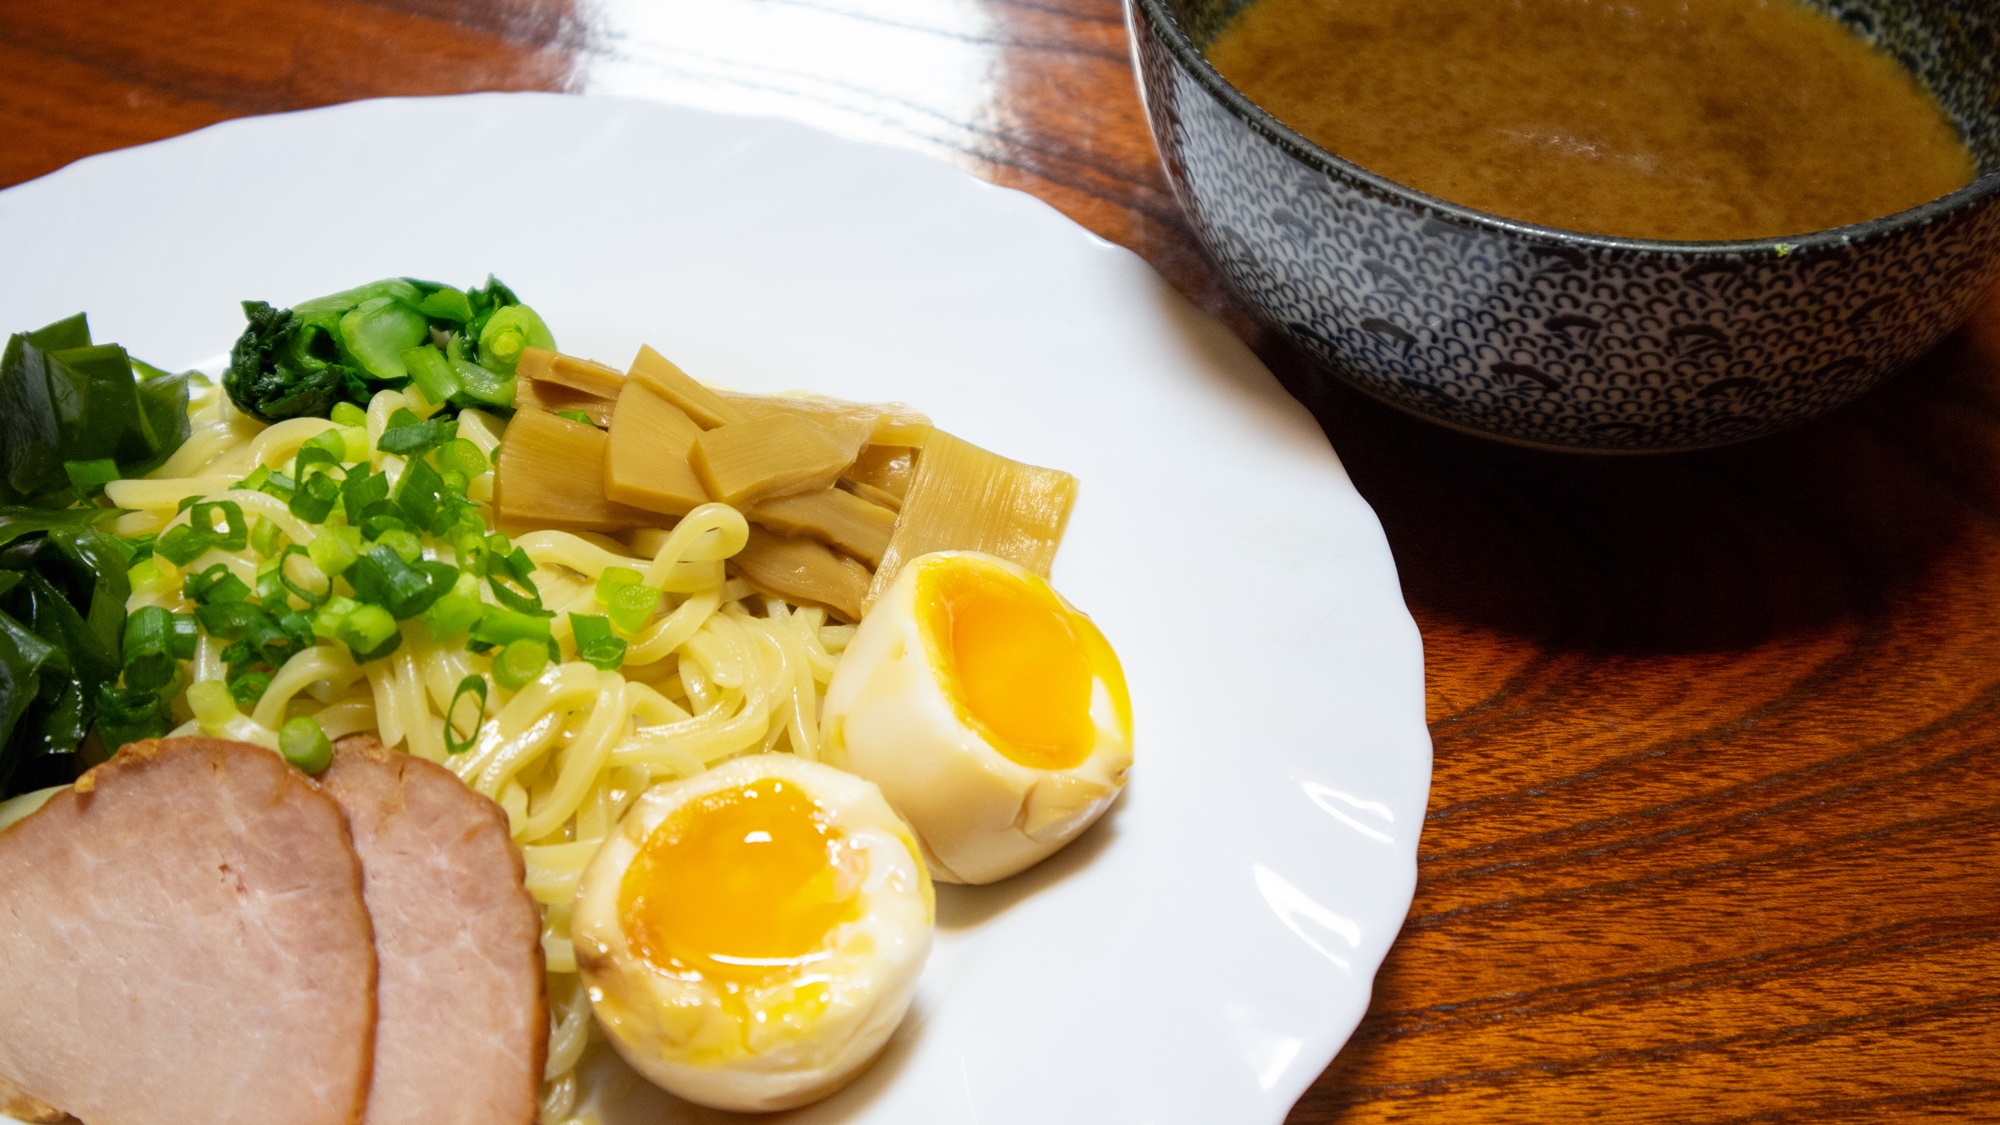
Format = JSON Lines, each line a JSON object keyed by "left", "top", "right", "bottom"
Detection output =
{"left": 0, "top": 314, "right": 193, "bottom": 509}
{"left": 0, "top": 507, "right": 130, "bottom": 798}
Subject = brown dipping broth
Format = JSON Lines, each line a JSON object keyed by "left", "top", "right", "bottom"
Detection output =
{"left": 1206, "top": 0, "right": 1979, "bottom": 241}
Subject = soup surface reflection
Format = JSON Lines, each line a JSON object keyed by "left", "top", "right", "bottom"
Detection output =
{"left": 1206, "top": 0, "right": 1979, "bottom": 241}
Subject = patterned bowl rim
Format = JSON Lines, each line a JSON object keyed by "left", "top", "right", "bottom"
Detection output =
{"left": 1128, "top": 0, "right": 2000, "bottom": 259}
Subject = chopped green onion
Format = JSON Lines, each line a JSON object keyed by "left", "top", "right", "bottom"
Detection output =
{"left": 195, "top": 602, "right": 311, "bottom": 669}
{"left": 605, "top": 581, "right": 662, "bottom": 636}
{"left": 259, "top": 470, "right": 297, "bottom": 503}
{"left": 357, "top": 500, "right": 411, "bottom": 540}
{"left": 187, "top": 680, "right": 238, "bottom": 731}
{"left": 596, "top": 565, "right": 643, "bottom": 600}
{"left": 492, "top": 638, "right": 549, "bottom": 691}
{"left": 300, "top": 428, "right": 348, "bottom": 468}
{"left": 280, "top": 716, "right": 335, "bottom": 773}
{"left": 234, "top": 465, "right": 273, "bottom": 493}
{"left": 378, "top": 412, "right": 459, "bottom": 458}
{"left": 344, "top": 546, "right": 456, "bottom": 620}
{"left": 555, "top": 410, "right": 594, "bottom": 426}
{"left": 336, "top": 603, "right": 401, "bottom": 662}
{"left": 422, "top": 572, "right": 486, "bottom": 641}
{"left": 250, "top": 515, "right": 284, "bottom": 559}
{"left": 393, "top": 458, "right": 453, "bottom": 534}
{"left": 375, "top": 528, "right": 423, "bottom": 563}
{"left": 177, "top": 494, "right": 201, "bottom": 514}
{"left": 118, "top": 533, "right": 156, "bottom": 565}
{"left": 184, "top": 563, "right": 252, "bottom": 606}
{"left": 63, "top": 458, "right": 120, "bottom": 498}
{"left": 338, "top": 426, "right": 372, "bottom": 463}
{"left": 470, "top": 605, "right": 552, "bottom": 648}
{"left": 307, "top": 526, "right": 361, "bottom": 577}
{"left": 289, "top": 471, "right": 341, "bottom": 523}
{"left": 121, "top": 606, "right": 180, "bottom": 694}
{"left": 487, "top": 573, "right": 547, "bottom": 615}
{"left": 569, "top": 613, "right": 627, "bottom": 670}
{"left": 330, "top": 402, "right": 369, "bottom": 428}
{"left": 501, "top": 546, "right": 536, "bottom": 583}
{"left": 443, "top": 675, "right": 487, "bottom": 754}
{"left": 313, "top": 595, "right": 359, "bottom": 641}
{"left": 423, "top": 592, "right": 485, "bottom": 641}
{"left": 341, "top": 466, "right": 390, "bottom": 524}
{"left": 278, "top": 546, "right": 332, "bottom": 606}
{"left": 128, "top": 556, "right": 177, "bottom": 597}
{"left": 188, "top": 501, "right": 249, "bottom": 551}
{"left": 256, "top": 558, "right": 286, "bottom": 604}
{"left": 168, "top": 612, "right": 198, "bottom": 660}
{"left": 436, "top": 438, "right": 489, "bottom": 478}
{"left": 228, "top": 672, "right": 271, "bottom": 706}
{"left": 154, "top": 524, "right": 206, "bottom": 565}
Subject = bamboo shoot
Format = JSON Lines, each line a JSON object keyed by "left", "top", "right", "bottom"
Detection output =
{"left": 604, "top": 381, "right": 708, "bottom": 517}
{"left": 690, "top": 414, "right": 867, "bottom": 508}
{"left": 751, "top": 487, "right": 898, "bottom": 566}
{"left": 866, "top": 430, "right": 1076, "bottom": 607}
{"left": 518, "top": 347, "right": 625, "bottom": 399}
{"left": 717, "top": 390, "right": 932, "bottom": 447}
{"left": 494, "top": 408, "right": 660, "bottom": 533}
{"left": 627, "top": 346, "right": 747, "bottom": 428}
{"left": 846, "top": 445, "right": 917, "bottom": 500}
{"left": 516, "top": 376, "right": 614, "bottom": 428}
{"left": 730, "top": 527, "right": 872, "bottom": 622}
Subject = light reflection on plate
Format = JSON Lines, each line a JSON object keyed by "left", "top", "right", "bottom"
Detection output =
{"left": 0, "top": 93, "right": 1430, "bottom": 1125}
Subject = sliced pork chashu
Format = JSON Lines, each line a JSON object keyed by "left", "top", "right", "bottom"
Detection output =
{"left": 0, "top": 738, "right": 377, "bottom": 1125}
{"left": 322, "top": 737, "right": 547, "bottom": 1125}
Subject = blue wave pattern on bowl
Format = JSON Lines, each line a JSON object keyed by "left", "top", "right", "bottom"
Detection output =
{"left": 1130, "top": 0, "right": 2000, "bottom": 451}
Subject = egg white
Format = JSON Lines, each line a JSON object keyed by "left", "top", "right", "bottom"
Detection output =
{"left": 571, "top": 754, "right": 933, "bottom": 1112}
{"left": 822, "top": 551, "right": 1133, "bottom": 885}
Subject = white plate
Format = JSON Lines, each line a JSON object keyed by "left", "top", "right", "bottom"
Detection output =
{"left": 0, "top": 94, "right": 1430, "bottom": 1125}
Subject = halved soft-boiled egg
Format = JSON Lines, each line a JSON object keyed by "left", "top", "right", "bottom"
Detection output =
{"left": 572, "top": 754, "right": 933, "bottom": 1112}
{"left": 822, "top": 550, "right": 1132, "bottom": 885}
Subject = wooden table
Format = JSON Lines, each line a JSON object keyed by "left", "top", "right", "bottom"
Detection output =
{"left": 8, "top": 0, "right": 1998, "bottom": 1119}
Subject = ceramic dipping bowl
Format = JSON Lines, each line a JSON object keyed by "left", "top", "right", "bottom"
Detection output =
{"left": 1126, "top": 0, "right": 2000, "bottom": 452}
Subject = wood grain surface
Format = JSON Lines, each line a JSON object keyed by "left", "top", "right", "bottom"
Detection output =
{"left": 6, "top": 0, "right": 1998, "bottom": 1119}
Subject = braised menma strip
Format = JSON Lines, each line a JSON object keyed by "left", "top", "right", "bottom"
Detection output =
{"left": 690, "top": 413, "right": 868, "bottom": 509}
{"left": 865, "top": 430, "right": 1077, "bottom": 609}
{"left": 845, "top": 445, "right": 917, "bottom": 501}
{"left": 516, "top": 347, "right": 624, "bottom": 399}
{"left": 731, "top": 527, "right": 872, "bottom": 622}
{"left": 716, "top": 389, "right": 932, "bottom": 448}
{"left": 604, "top": 381, "right": 708, "bottom": 517}
{"left": 751, "top": 487, "right": 897, "bottom": 567}
{"left": 494, "top": 408, "right": 659, "bottom": 532}
{"left": 628, "top": 346, "right": 747, "bottom": 429}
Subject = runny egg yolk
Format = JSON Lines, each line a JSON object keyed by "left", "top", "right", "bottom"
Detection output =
{"left": 918, "top": 562, "right": 1097, "bottom": 772}
{"left": 618, "top": 778, "right": 858, "bottom": 985}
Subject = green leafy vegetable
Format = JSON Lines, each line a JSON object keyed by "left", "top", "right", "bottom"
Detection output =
{"left": 223, "top": 301, "right": 368, "bottom": 424}
{"left": 0, "top": 314, "right": 192, "bottom": 507}
{"left": 0, "top": 507, "right": 130, "bottom": 798}
{"left": 224, "top": 275, "right": 551, "bottom": 422}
